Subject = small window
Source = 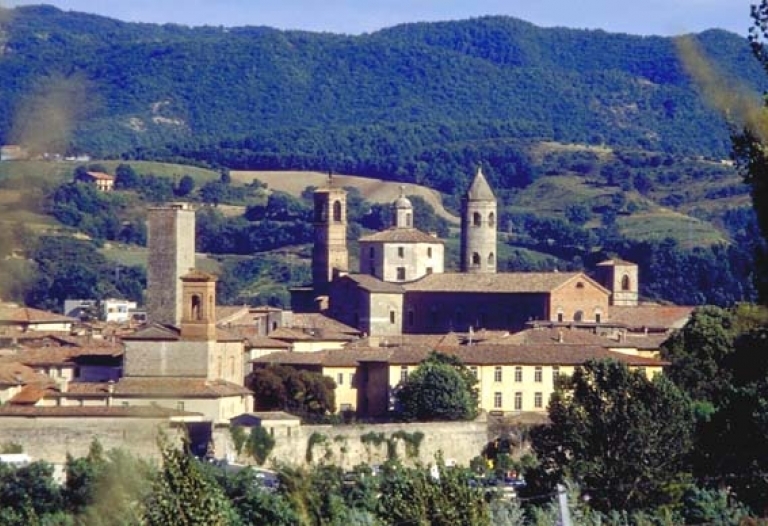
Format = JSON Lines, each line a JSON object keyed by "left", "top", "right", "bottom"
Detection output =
{"left": 337, "top": 373, "right": 344, "bottom": 386}
{"left": 426, "top": 267, "right": 433, "bottom": 275}
{"left": 595, "top": 312, "right": 602, "bottom": 324}
{"left": 350, "top": 373, "right": 355, "bottom": 385}
{"left": 557, "top": 312, "right": 564, "bottom": 322}
{"left": 396, "top": 267, "right": 406, "bottom": 281}
{"left": 400, "top": 366, "right": 409, "bottom": 383}
{"left": 514, "top": 366, "right": 522, "bottom": 382}
{"left": 390, "top": 311, "right": 396, "bottom": 324}
{"left": 398, "top": 247, "right": 405, "bottom": 258}
{"left": 576, "top": 281, "right": 585, "bottom": 289}
{"left": 333, "top": 200, "right": 342, "bottom": 222}
{"left": 494, "top": 392, "right": 502, "bottom": 409}
{"left": 494, "top": 366, "right": 502, "bottom": 382}
{"left": 488, "top": 252, "right": 495, "bottom": 266}
{"left": 574, "top": 310, "right": 584, "bottom": 322}
{"left": 534, "top": 366, "right": 543, "bottom": 383}
{"left": 427, "top": 247, "right": 432, "bottom": 258}
{"left": 488, "top": 212, "right": 496, "bottom": 227}
{"left": 552, "top": 366, "right": 560, "bottom": 384}
{"left": 621, "top": 274, "right": 631, "bottom": 291}
{"left": 406, "top": 213, "right": 412, "bottom": 227}
{"left": 534, "top": 392, "right": 543, "bottom": 409}
{"left": 472, "top": 252, "right": 481, "bottom": 266}
{"left": 514, "top": 392, "right": 523, "bottom": 411}
{"left": 473, "top": 212, "right": 482, "bottom": 226}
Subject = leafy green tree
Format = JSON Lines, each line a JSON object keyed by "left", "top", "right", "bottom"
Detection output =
{"left": 0, "top": 460, "right": 64, "bottom": 519}
{"left": 527, "top": 359, "right": 696, "bottom": 514}
{"left": 142, "top": 437, "right": 237, "bottom": 526}
{"left": 114, "top": 163, "right": 139, "bottom": 189}
{"left": 660, "top": 305, "right": 738, "bottom": 406}
{"left": 250, "top": 365, "right": 336, "bottom": 421}
{"left": 211, "top": 467, "right": 298, "bottom": 526}
{"left": 395, "top": 351, "right": 478, "bottom": 422}
{"left": 377, "top": 459, "right": 490, "bottom": 526}
{"left": 176, "top": 174, "right": 196, "bottom": 197}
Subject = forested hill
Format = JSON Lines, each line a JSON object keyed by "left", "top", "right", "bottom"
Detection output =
{"left": 0, "top": 5, "right": 765, "bottom": 191}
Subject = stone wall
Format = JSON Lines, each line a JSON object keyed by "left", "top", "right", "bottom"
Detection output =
{"left": 0, "top": 416, "right": 184, "bottom": 463}
{"left": 214, "top": 415, "right": 489, "bottom": 470}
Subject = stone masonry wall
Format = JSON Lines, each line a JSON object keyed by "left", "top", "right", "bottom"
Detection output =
{"left": 0, "top": 417, "right": 185, "bottom": 464}
{"left": 213, "top": 415, "right": 489, "bottom": 470}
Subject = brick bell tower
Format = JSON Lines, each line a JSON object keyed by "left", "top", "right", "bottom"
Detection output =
{"left": 461, "top": 166, "right": 498, "bottom": 274}
{"left": 179, "top": 269, "right": 217, "bottom": 341}
{"left": 312, "top": 175, "right": 348, "bottom": 296}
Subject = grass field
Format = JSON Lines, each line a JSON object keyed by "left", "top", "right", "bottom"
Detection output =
{"left": 232, "top": 170, "right": 460, "bottom": 224}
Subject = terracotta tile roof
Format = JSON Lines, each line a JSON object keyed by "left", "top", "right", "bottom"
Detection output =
{"left": 0, "top": 306, "right": 76, "bottom": 325}
{"left": 499, "top": 328, "right": 614, "bottom": 347}
{"left": 0, "top": 348, "right": 76, "bottom": 366}
{"left": 256, "top": 344, "right": 667, "bottom": 369}
{"left": 359, "top": 227, "right": 444, "bottom": 244}
{"left": 9, "top": 384, "right": 50, "bottom": 404}
{"left": 288, "top": 313, "right": 360, "bottom": 335}
{"left": 226, "top": 328, "right": 291, "bottom": 349}
{"left": 122, "top": 323, "right": 243, "bottom": 343}
{"left": 113, "top": 377, "right": 252, "bottom": 398}
{"left": 180, "top": 269, "right": 217, "bottom": 281}
{"left": 609, "top": 305, "right": 694, "bottom": 331}
{"left": 597, "top": 259, "right": 637, "bottom": 267}
{"left": 215, "top": 305, "right": 250, "bottom": 324}
{"left": 612, "top": 333, "right": 672, "bottom": 350}
{"left": 0, "top": 405, "right": 202, "bottom": 418}
{"left": 0, "top": 362, "right": 52, "bottom": 387}
{"left": 402, "top": 272, "right": 598, "bottom": 294}
{"left": 85, "top": 171, "right": 114, "bottom": 181}
{"left": 341, "top": 274, "right": 405, "bottom": 294}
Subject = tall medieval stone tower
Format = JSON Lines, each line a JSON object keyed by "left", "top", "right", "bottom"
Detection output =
{"left": 312, "top": 178, "right": 348, "bottom": 295}
{"left": 461, "top": 167, "right": 497, "bottom": 273}
{"left": 147, "top": 203, "right": 196, "bottom": 326}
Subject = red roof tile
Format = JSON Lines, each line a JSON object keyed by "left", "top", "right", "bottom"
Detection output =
{"left": 113, "top": 378, "right": 252, "bottom": 398}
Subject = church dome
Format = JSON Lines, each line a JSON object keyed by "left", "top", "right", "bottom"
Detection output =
{"left": 393, "top": 186, "right": 413, "bottom": 209}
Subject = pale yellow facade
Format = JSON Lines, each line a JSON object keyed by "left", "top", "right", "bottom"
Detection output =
{"left": 322, "top": 365, "right": 358, "bottom": 412}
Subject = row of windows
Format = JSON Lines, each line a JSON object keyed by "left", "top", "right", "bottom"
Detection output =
{"left": 472, "top": 212, "right": 496, "bottom": 227}
{"left": 493, "top": 391, "right": 544, "bottom": 410}
{"left": 371, "top": 247, "right": 434, "bottom": 259}
{"left": 337, "top": 372, "right": 355, "bottom": 386}
{"left": 492, "top": 366, "right": 560, "bottom": 383}
{"left": 556, "top": 311, "right": 602, "bottom": 323}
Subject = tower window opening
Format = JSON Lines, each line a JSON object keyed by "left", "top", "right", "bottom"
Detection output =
{"left": 574, "top": 310, "right": 584, "bottom": 322}
{"left": 191, "top": 295, "right": 202, "bottom": 320}
{"left": 406, "top": 213, "right": 412, "bottom": 227}
{"left": 332, "top": 200, "right": 342, "bottom": 222}
{"left": 473, "top": 212, "right": 481, "bottom": 227}
{"left": 621, "top": 274, "right": 631, "bottom": 291}
{"left": 488, "top": 252, "right": 495, "bottom": 266}
{"left": 472, "top": 252, "right": 481, "bottom": 267}
{"left": 488, "top": 212, "right": 495, "bottom": 227}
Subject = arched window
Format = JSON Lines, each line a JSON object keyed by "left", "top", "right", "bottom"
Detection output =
{"left": 621, "top": 274, "right": 631, "bottom": 291}
{"left": 332, "top": 200, "right": 342, "bottom": 222}
{"left": 472, "top": 252, "right": 481, "bottom": 266}
{"left": 406, "top": 213, "right": 412, "bottom": 227}
{"left": 488, "top": 252, "right": 495, "bottom": 266}
{"left": 473, "top": 212, "right": 482, "bottom": 227}
{"left": 574, "top": 310, "right": 584, "bottom": 322}
{"left": 191, "top": 295, "right": 201, "bottom": 320}
{"left": 488, "top": 212, "right": 495, "bottom": 227}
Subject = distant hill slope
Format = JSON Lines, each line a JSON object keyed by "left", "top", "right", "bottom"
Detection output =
{"left": 0, "top": 5, "right": 763, "bottom": 166}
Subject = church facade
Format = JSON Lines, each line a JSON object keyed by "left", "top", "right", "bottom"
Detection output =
{"left": 297, "top": 168, "right": 638, "bottom": 337}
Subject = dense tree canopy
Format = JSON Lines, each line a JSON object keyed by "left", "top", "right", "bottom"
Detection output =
{"left": 527, "top": 359, "right": 696, "bottom": 514}
{"left": 395, "top": 352, "right": 479, "bottom": 422}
